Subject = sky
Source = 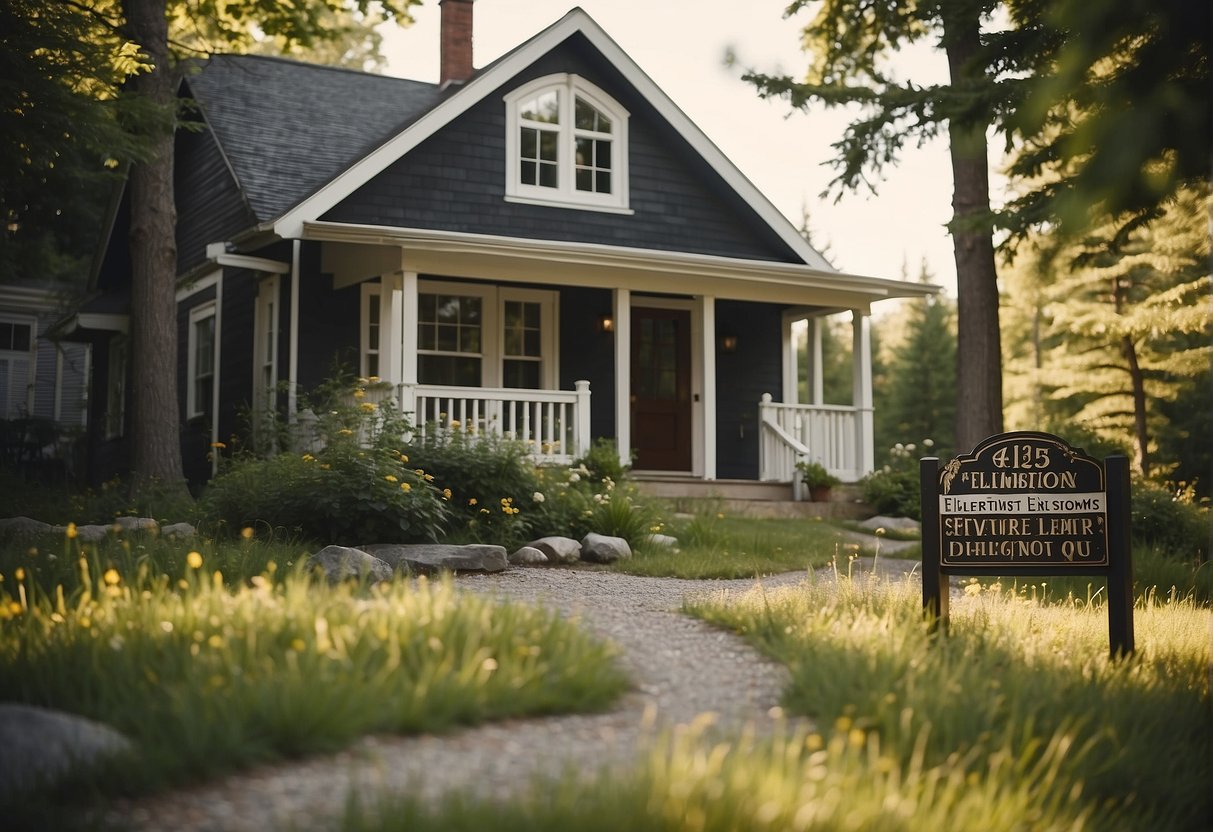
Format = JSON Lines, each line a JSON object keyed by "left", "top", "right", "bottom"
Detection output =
{"left": 378, "top": 0, "right": 961, "bottom": 298}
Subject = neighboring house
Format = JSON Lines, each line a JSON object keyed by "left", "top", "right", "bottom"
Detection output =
{"left": 0, "top": 283, "right": 91, "bottom": 478}
{"left": 71, "top": 2, "right": 933, "bottom": 490}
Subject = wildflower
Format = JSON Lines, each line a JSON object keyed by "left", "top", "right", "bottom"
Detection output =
{"left": 319, "top": 463, "right": 331, "bottom": 470}
{"left": 415, "top": 469, "right": 425, "bottom": 476}
{"left": 338, "top": 429, "right": 354, "bottom": 436}
{"left": 399, "top": 453, "right": 409, "bottom": 463}
{"left": 353, "top": 388, "right": 366, "bottom": 399}
{"left": 400, "top": 482, "right": 411, "bottom": 492}
{"left": 501, "top": 497, "right": 511, "bottom": 506}
{"left": 384, "top": 475, "right": 399, "bottom": 483}
{"left": 361, "top": 402, "right": 377, "bottom": 412}
{"left": 424, "top": 474, "right": 434, "bottom": 482}
{"left": 468, "top": 498, "right": 478, "bottom": 506}
{"left": 302, "top": 454, "right": 315, "bottom": 462}
{"left": 368, "top": 376, "right": 380, "bottom": 382}
{"left": 241, "top": 527, "right": 254, "bottom": 540}
{"left": 450, "top": 419, "right": 461, "bottom": 429}
{"left": 210, "top": 441, "right": 226, "bottom": 449}
{"left": 66, "top": 522, "right": 78, "bottom": 540}
{"left": 26, "top": 547, "right": 37, "bottom": 557}
{"left": 103, "top": 569, "right": 121, "bottom": 586}
{"left": 964, "top": 579, "right": 983, "bottom": 597}
{"left": 923, "top": 438, "right": 935, "bottom": 448}
{"left": 875, "top": 528, "right": 886, "bottom": 536}
{"left": 442, "top": 488, "right": 452, "bottom": 500}
{"left": 568, "top": 473, "right": 581, "bottom": 483}
{"left": 14, "top": 568, "right": 25, "bottom": 581}
{"left": 480, "top": 508, "right": 490, "bottom": 515}
{"left": 532, "top": 491, "right": 545, "bottom": 503}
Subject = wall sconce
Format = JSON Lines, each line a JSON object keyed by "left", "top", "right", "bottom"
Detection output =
{"left": 720, "top": 334, "right": 738, "bottom": 353}
{"left": 598, "top": 314, "right": 614, "bottom": 334}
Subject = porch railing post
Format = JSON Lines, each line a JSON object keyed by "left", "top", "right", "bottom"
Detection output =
{"left": 574, "top": 380, "right": 591, "bottom": 458}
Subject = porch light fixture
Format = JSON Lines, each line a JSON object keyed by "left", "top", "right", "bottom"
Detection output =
{"left": 598, "top": 314, "right": 614, "bottom": 334}
{"left": 719, "top": 334, "right": 738, "bottom": 353}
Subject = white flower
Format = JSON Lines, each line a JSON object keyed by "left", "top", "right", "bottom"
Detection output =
{"left": 532, "top": 491, "right": 545, "bottom": 503}
{"left": 568, "top": 473, "right": 581, "bottom": 483}
{"left": 923, "top": 438, "right": 935, "bottom": 448}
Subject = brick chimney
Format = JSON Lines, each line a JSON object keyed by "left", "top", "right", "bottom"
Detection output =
{"left": 439, "top": 0, "right": 474, "bottom": 88}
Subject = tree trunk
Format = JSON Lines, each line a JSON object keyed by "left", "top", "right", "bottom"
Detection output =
{"left": 1121, "top": 335, "right": 1150, "bottom": 476}
{"left": 122, "top": 0, "right": 188, "bottom": 495}
{"left": 942, "top": 5, "right": 1004, "bottom": 453}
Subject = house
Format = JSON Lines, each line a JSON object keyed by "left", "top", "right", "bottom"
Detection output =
{"left": 0, "top": 282, "right": 90, "bottom": 479}
{"left": 74, "top": 2, "right": 934, "bottom": 492}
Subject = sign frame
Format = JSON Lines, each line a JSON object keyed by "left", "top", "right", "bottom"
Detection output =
{"left": 920, "top": 431, "right": 1134, "bottom": 658}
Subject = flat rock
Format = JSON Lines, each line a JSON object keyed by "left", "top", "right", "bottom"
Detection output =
{"left": 580, "top": 532, "right": 632, "bottom": 564}
{"left": 527, "top": 536, "right": 581, "bottom": 564}
{"left": 114, "top": 516, "right": 158, "bottom": 533}
{"left": 0, "top": 517, "right": 54, "bottom": 538}
{"left": 644, "top": 533, "right": 680, "bottom": 551}
{"left": 161, "top": 522, "right": 197, "bottom": 538}
{"left": 0, "top": 704, "right": 133, "bottom": 797}
{"left": 361, "top": 543, "right": 508, "bottom": 575}
{"left": 859, "top": 515, "right": 921, "bottom": 535}
{"left": 307, "top": 545, "right": 393, "bottom": 585}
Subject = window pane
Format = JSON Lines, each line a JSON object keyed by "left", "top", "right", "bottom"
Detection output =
{"left": 576, "top": 169, "right": 592, "bottom": 192}
{"left": 503, "top": 360, "right": 541, "bottom": 389}
{"left": 524, "top": 329, "right": 541, "bottom": 357}
{"left": 521, "top": 90, "right": 559, "bottom": 123}
{"left": 419, "top": 355, "right": 481, "bottom": 387}
{"left": 521, "top": 160, "right": 536, "bottom": 185}
{"left": 575, "top": 137, "right": 592, "bottom": 166}
{"left": 418, "top": 322, "right": 435, "bottom": 351}
{"left": 463, "top": 297, "right": 481, "bottom": 324}
{"left": 538, "top": 130, "right": 558, "bottom": 162}
{"left": 539, "top": 162, "right": 558, "bottom": 188}
{"left": 437, "top": 323, "right": 457, "bottom": 352}
{"left": 419, "top": 293, "right": 437, "bottom": 323}
{"left": 436, "top": 296, "right": 460, "bottom": 323}
{"left": 575, "top": 97, "right": 610, "bottom": 132}
{"left": 596, "top": 140, "right": 611, "bottom": 169}
{"left": 460, "top": 326, "right": 480, "bottom": 353}
{"left": 597, "top": 171, "right": 611, "bottom": 193}
{"left": 11, "top": 324, "right": 32, "bottom": 352}
{"left": 0, "top": 323, "right": 10, "bottom": 350}
{"left": 520, "top": 127, "right": 537, "bottom": 157}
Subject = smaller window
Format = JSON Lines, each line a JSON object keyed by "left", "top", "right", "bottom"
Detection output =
{"left": 0, "top": 317, "right": 35, "bottom": 419}
{"left": 361, "top": 283, "right": 381, "bottom": 379}
{"left": 417, "top": 292, "right": 484, "bottom": 386}
{"left": 187, "top": 303, "right": 216, "bottom": 420}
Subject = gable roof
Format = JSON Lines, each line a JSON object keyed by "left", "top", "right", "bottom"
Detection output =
{"left": 255, "top": 7, "right": 833, "bottom": 272}
{"left": 184, "top": 54, "right": 445, "bottom": 223}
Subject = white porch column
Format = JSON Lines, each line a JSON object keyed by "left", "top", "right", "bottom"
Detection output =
{"left": 782, "top": 315, "right": 800, "bottom": 404}
{"left": 613, "top": 288, "right": 630, "bottom": 467}
{"left": 288, "top": 240, "right": 300, "bottom": 420}
{"left": 700, "top": 295, "right": 716, "bottom": 480}
{"left": 810, "top": 316, "right": 824, "bottom": 406}
{"left": 400, "top": 270, "right": 419, "bottom": 419}
{"left": 379, "top": 272, "right": 403, "bottom": 386}
{"left": 851, "top": 310, "right": 874, "bottom": 476}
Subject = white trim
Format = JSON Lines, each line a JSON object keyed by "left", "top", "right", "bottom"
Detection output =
{"left": 360, "top": 282, "right": 383, "bottom": 379}
{"left": 303, "top": 222, "right": 938, "bottom": 305}
{"left": 851, "top": 310, "right": 874, "bottom": 475}
{"left": 0, "top": 285, "right": 61, "bottom": 311}
{"left": 417, "top": 280, "right": 497, "bottom": 386}
{"left": 186, "top": 301, "right": 217, "bottom": 421}
{"left": 74, "top": 313, "right": 129, "bottom": 334}
{"left": 214, "top": 253, "right": 289, "bottom": 274}
{"left": 253, "top": 275, "right": 280, "bottom": 415}
{"left": 612, "top": 288, "right": 630, "bottom": 467}
{"left": 699, "top": 295, "right": 716, "bottom": 481}
{"left": 503, "top": 73, "right": 630, "bottom": 212}
{"left": 629, "top": 295, "right": 700, "bottom": 475}
{"left": 176, "top": 270, "right": 220, "bottom": 302}
{"left": 401, "top": 271, "right": 419, "bottom": 388}
{"left": 269, "top": 8, "right": 830, "bottom": 271}
{"left": 0, "top": 313, "right": 36, "bottom": 419}
{"left": 499, "top": 286, "right": 559, "bottom": 390}
{"left": 288, "top": 240, "right": 300, "bottom": 419}
{"left": 381, "top": 272, "right": 403, "bottom": 387}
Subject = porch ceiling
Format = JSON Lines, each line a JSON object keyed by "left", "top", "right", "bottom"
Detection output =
{"left": 305, "top": 221, "right": 938, "bottom": 310}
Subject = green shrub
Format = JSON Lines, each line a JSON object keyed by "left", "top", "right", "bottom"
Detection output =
{"left": 1131, "top": 479, "right": 1209, "bottom": 559}
{"left": 575, "top": 438, "right": 630, "bottom": 483}
{"left": 859, "top": 441, "right": 932, "bottom": 519}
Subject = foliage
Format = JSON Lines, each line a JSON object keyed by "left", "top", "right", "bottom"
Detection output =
{"left": 859, "top": 441, "right": 933, "bottom": 520}
{"left": 794, "top": 460, "right": 839, "bottom": 489}
{"left": 0, "top": 464, "right": 198, "bottom": 527}
{"left": 0, "top": 535, "right": 627, "bottom": 811}
{"left": 1002, "top": 185, "right": 1211, "bottom": 480}
{"left": 200, "top": 381, "right": 449, "bottom": 545}
{"left": 1130, "top": 481, "right": 1209, "bottom": 562}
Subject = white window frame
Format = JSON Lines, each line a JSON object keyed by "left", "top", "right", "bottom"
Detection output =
{"left": 360, "top": 281, "right": 382, "bottom": 379}
{"left": 0, "top": 315, "right": 36, "bottom": 419}
{"left": 253, "top": 275, "right": 280, "bottom": 413}
{"left": 187, "top": 302, "right": 217, "bottom": 420}
{"left": 504, "top": 74, "right": 631, "bottom": 214}
{"left": 364, "top": 281, "right": 558, "bottom": 389}
{"left": 105, "top": 335, "right": 127, "bottom": 439}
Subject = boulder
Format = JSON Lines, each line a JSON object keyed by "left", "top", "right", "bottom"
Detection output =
{"left": 114, "top": 516, "right": 158, "bottom": 533}
{"left": 0, "top": 517, "right": 54, "bottom": 538}
{"left": 580, "top": 532, "right": 632, "bottom": 564}
{"left": 161, "top": 522, "right": 198, "bottom": 539}
{"left": 307, "top": 545, "right": 393, "bottom": 585}
{"left": 0, "top": 704, "right": 133, "bottom": 797}
{"left": 360, "top": 543, "right": 508, "bottom": 575}
{"left": 72, "top": 524, "right": 113, "bottom": 543}
{"left": 508, "top": 546, "right": 549, "bottom": 566}
{"left": 859, "top": 515, "right": 921, "bottom": 535}
{"left": 644, "top": 533, "right": 680, "bottom": 551}
{"left": 527, "top": 536, "right": 581, "bottom": 564}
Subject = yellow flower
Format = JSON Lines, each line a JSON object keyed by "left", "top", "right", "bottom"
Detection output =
{"left": 468, "top": 497, "right": 477, "bottom": 506}
{"left": 400, "top": 482, "right": 411, "bottom": 492}
{"left": 210, "top": 441, "right": 226, "bottom": 449}
{"left": 368, "top": 376, "right": 380, "bottom": 382}
{"left": 320, "top": 463, "right": 331, "bottom": 470}
{"left": 290, "top": 638, "right": 306, "bottom": 652}
{"left": 414, "top": 468, "right": 425, "bottom": 476}
{"left": 424, "top": 474, "right": 433, "bottom": 482}
{"left": 399, "top": 453, "right": 409, "bottom": 463}
{"left": 103, "top": 568, "right": 120, "bottom": 586}
{"left": 442, "top": 488, "right": 452, "bottom": 500}
{"left": 353, "top": 388, "right": 366, "bottom": 399}
{"left": 450, "top": 419, "right": 461, "bottom": 428}
{"left": 187, "top": 551, "right": 203, "bottom": 569}
{"left": 240, "top": 527, "right": 254, "bottom": 540}
{"left": 14, "top": 568, "right": 25, "bottom": 581}
{"left": 360, "top": 402, "right": 377, "bottom": 412}
{"left": 385, "top": 475, "right": 398, "bottom": 483}
{"left": 65, "top": 522, "right": 78, "bottom": 540}
{"left": 338, "top": 429, "right": 354, "bottom": 436}
{"left": 301, "top": 454, "right": 315, "bottom": 462}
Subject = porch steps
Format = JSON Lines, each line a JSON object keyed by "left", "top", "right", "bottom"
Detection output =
{"left": 631, "top": 477, "right": 874, "bottom": 520}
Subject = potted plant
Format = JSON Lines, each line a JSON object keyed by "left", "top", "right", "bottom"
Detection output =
{"left": 796, "top": 460, "right": 841, "bottom": 502}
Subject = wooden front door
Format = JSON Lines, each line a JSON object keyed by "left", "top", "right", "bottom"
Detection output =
{"left": 631, "top": 307, "right": 692, "bottom": 471}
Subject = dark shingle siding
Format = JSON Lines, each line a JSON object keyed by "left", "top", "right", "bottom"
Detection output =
{"left": 174, "top": 115, "right": 255, "bottom": 273}
{"left": 322, "top": 38, "right": 800, "bottom": 263}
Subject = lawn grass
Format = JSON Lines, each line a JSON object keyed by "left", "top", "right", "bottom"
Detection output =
{"left": 616, "top": 513, "right": 854, "bottom": 578}
{"left": 0, "top": 533, "right": 628, "bottom": 824}
{"left": 343, "top": 574, "right": 1210, "bottom": 832}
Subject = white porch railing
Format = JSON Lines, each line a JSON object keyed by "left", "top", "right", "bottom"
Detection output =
{"left": 759, "top": 394, "right": 870, "bottom": 484}
{"left": 400, "top": 380, "right": 591, "bottom": 465}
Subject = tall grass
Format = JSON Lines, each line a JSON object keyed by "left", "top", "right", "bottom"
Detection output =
{"left": 344, "top": 574, "right": 1209, "bottom": 831}
{"left": 0, "top": 536, "right": 628, "bottom": 811}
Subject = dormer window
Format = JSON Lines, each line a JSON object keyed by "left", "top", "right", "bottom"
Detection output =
{"left": 505, "top": 74, "right": 631, "bottom": 213}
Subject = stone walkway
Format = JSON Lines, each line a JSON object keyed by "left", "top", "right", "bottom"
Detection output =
{"left": 104, "top": 555, "right": 921, "bottom": 831}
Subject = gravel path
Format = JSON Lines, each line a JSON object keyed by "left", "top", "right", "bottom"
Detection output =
{"left": 107, "top": 556, "right": 921, "bottom": 831}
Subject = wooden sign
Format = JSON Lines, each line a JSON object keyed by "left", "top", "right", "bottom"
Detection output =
{"left": 921, "top": 432, "right": 1134, "bottom": 657}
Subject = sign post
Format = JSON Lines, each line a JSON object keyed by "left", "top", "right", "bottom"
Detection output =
{"left": 921, "top": 432, "right": 1134, "bottom": 657}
